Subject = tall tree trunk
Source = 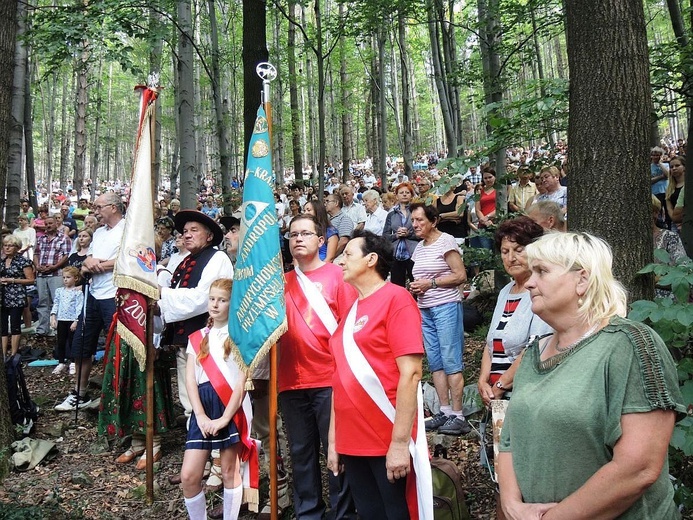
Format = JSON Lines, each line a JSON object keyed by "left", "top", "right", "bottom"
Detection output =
{"left": 565, "top": 0, "right": 653, "bottom": 302}
{"left": 149, "top": 6, "right": 164, "bottom": 193}
{"left": 0, "top": 0, "right": 20, "bottom": 472}
{"left": 90, "top": 61, "right": 102, "bottom": 194}
{"left": 73, "top": 0, "right": 90, "bottom": 196}
{"left": 398, "top": 13, "right": 413, "bottom": 179}
{"left": 193, "top": 16, "right": 206, "bottom": 188}
{"left": 207, "top": 0, "right": 232, "bottom": 212}
{"left": 340, "top": 6, "right": 350, "bottom": 184}
{"left": 44, "top": 71, "right": 57, "bottom": 198}
{"left": 59, "top": 73, "right": 71, "bottom": 191}
{"left": 427, "top": 0, "right": 456, "bottom": 157}
{"left": 242, "top": 0, "right": 267, "bottom": 172}
{"left": 177, "top": 0, "right": 197, "bottom": 209}
{"left": 665, "top": 0, "right": 693, "bottom": 255}
{"left": 388, "top": 30, "right": 403, "bottom": 155}
{"left": 437, "top": 0, "right": 461, "bottom": 151}
{"left": 377, "top": 27, "right": 388, "bottom": 189}
{"left": 272, "top": 9, "right": 285, "bottom": 187}
{"left": 6, "top": 0, "right": 27, "bottom": 228}
{"left": 24, "top": 52, "right": 36, "bottom": 205}
{"left": 287, "top": 0, "right": 303, "bottom": 186}
{"left": 478, "top": 0, "right": 506, "bottom": 201}
{"left": 170, "top": 31, "right": 180, "bottom": 195}
{"left": 314, "top": 0, "right": 326, "bottom": 195}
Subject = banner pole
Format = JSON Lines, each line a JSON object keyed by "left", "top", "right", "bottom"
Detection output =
{"left": 145, "top": 300, "right": 155, "bottom": 503}
{"left": 145, "top": 87, "right": 158, "bottom": 503}
{"left": 258, "top": 61, "right": 279, "bottom": 520}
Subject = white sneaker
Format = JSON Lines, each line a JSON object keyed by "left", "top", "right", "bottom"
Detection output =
{"left": 55, "top": 392, "right": 93, "bottom": 412}
{"left": 52, "top": 363, "right": 66, "bottom": 375}
{"left": 69, "top": 363, "right": 76, "bottom": 375}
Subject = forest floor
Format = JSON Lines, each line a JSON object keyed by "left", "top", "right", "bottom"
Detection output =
{"left": 0, "top": 331, "right": 498, "bottom": 520}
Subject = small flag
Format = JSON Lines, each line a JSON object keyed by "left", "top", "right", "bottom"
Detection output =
{"left": 112, "top": 86, "right": 160, "bottom": 370}
{"left": 228, "top": 106, "right": 287, "bottom": 376}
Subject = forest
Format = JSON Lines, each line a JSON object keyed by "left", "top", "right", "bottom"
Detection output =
{"left": 1, "top": 0, "right": 693, "bottom": 516}
{"left": 0, "top": 0, "right": 689, "bottom": 218}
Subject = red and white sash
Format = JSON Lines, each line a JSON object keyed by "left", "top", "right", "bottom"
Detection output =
{"left": 189, "top": 329, "right": 260, "bottom": 512}
{"left": 341, "top": 301, "right": 433, "bottom": 520}
{"left": 293, "top": 266, "right": 338, "bottom": 334}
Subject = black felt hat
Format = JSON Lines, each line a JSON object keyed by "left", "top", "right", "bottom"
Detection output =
{"left": 174, "top": 210, "right": 224, "bottom": 246}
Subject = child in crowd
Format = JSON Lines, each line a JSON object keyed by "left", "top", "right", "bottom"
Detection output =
{"left": 180, "top": 279, "right": 253, "bottom": 520}
{"left": 50, "top": 267, "right": 83, "bottom": 375}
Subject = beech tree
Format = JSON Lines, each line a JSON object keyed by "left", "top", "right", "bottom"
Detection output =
{"left": 565, "top": 0, "right": 653, "bottom": 302}
{"left": 0, "top": 0, "right": 19, "bottom": 468}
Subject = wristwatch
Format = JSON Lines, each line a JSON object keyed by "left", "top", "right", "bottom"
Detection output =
{"left": 495, "top": 380, "right": 506, "bottom": 390}
{"left": 431, "top": 278, "right": 437, "bottom": 289}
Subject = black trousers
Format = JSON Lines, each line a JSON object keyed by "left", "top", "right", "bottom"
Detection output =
{"left": 54, "top": 320, "right": 75, "bottom": 363}
{"left": 342, "top": 455, "right": 410, "bottom": 520}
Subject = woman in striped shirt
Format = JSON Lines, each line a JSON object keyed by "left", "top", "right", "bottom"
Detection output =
{"left": 477, "top": 217, "right": 551, "bottom": 407}
{"left": 409, "top": 204, "right": 470, "bottom": 436}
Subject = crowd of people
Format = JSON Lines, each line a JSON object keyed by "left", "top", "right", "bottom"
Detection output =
{"left": 0, "top": 137, "right": 688, "bottom": 519}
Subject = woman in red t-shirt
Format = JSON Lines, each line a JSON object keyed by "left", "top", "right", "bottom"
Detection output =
{"left": 474, "top": 167, "right": 497, "bottom": 250}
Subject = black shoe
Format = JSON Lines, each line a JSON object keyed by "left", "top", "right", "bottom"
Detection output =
{"left": 424, "top": 412, "right": 449, "bottom": 432}
{"left": 438, "top": 415, "right": 472, "bottom": 435}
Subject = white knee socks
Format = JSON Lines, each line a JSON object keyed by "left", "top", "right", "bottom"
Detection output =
{"left": 184, "top": 490, "right": 207, "bottom": 520}
{"left": 223, "top": 485, "right": 243, "bottom": 520}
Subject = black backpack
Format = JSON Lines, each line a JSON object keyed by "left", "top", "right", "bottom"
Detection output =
{"left": 431, "top": 444, "right": 471, "bottom": 520}
{"left": 5, "top": 354, "right": 38, "bottom": 435}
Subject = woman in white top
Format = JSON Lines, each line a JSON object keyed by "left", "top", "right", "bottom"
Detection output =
{"left": 13, "top": 214, "right": 36, "bottom": 260}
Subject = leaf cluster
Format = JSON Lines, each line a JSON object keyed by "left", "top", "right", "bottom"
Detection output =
{"left": 628, "top": 251, "right": 693, "bottom": 506}
{"left": 29, "top": 0, "right": 152, "bottom": 76}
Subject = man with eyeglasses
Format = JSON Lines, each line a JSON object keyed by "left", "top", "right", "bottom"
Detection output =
{"left": 56, "top": 192, "right": 125, "bottom": 411}
{"left": 325, "top": 194, "right": 354, "bottom": 256}
{"left": 279, "top": 214, "right": 357, "bottom": 520}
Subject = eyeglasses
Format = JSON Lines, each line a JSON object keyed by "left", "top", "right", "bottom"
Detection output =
{"left": 94, "top": 203, "right": 114, "bottom": 210}
{"left": 288, "top": 231, "right": 317, "bottom": 239}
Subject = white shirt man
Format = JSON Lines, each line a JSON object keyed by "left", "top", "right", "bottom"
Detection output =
{"left": 362, "top": 190, "right": 389, "bottom": 236}
{"left": 339, "top": 186, "right": 367, "bottom": 231}
{"left": 362, "top": 171, "right": 377, "bottom": 189}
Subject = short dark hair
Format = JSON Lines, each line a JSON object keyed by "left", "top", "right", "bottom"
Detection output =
{"left": 326, "top": 194, "right": 343, "bottom": 209}
{"left": 289, "top": 214, "right": 325, "bottom": 239}
{"left": 351, "top": 229, "right": 393, "bottom": 281}
{"left": 494, "top": 216, "right": 544, "bottom": 250}
{"left": 409, "top": 203, "right": 439, "bottom": 225}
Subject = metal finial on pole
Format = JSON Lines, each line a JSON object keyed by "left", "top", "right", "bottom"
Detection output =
{"left": 147, "top": 72, "right": 160, "bottom": 90}
{"left": 256, "top": 62, "right": 277, "bottom": 104}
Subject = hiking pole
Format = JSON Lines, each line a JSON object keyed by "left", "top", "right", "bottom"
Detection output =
{"left": 73, "top": 277, "right": 90, "bottom": 425}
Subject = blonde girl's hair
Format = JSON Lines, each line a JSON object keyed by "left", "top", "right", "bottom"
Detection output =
{"left": 525, "top": 232, "right": 627, "bottom": 326}
{"left": 197, "top": 278, "right": 233, "bottom": 362}
{"left": 62, "top": 266, "right": 82, "bottom": 284}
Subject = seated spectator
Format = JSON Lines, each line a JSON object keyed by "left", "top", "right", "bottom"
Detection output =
{"left": 526, "top": 201, "right": 566, "bottom": 232}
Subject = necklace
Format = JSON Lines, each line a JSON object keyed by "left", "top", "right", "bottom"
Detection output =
{"left": 554, "top": 324, "right": 599, "bottom": 352}
{"left": 537, "top": 324, "right": 599, "bottom": 371}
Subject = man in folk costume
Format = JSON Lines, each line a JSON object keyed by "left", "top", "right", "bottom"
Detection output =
{"left": 279, "top": 214, "right": 358, "bottom": 520}
{"left": 158, "top": 210, "right": 233, "bottom": 488}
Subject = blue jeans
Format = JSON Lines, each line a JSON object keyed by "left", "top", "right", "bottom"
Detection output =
{"left": 71, "top": 294, "right": 116, "bottom": 359}
{"left": 421, "top": 301, "right": 464, "bottom": 374}
{"left": 279, "top": 388, "right": 356, "bottom": 520}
